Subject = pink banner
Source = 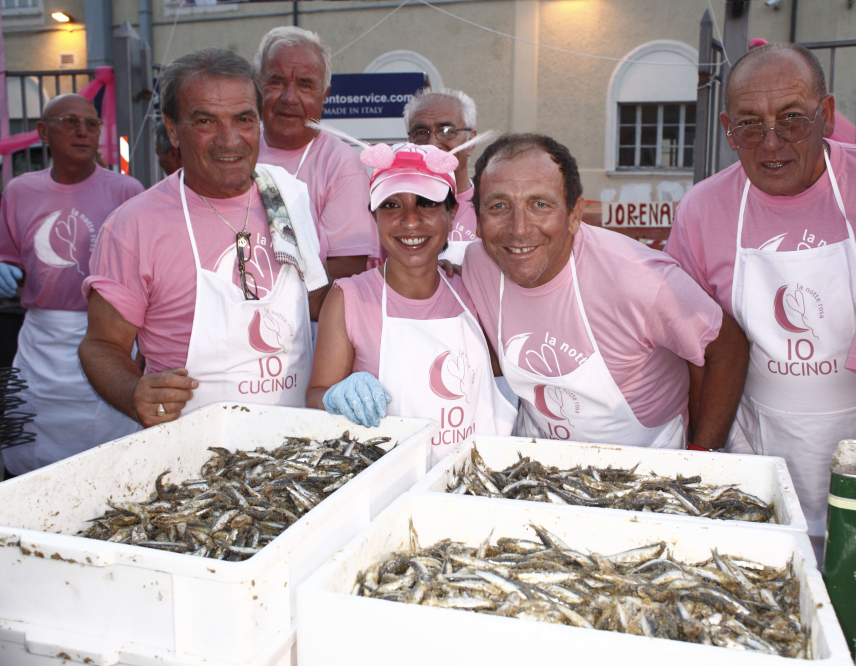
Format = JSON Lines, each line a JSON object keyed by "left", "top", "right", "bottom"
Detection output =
{"left": 0, "top": 66, "right": 117, "bottom": 164}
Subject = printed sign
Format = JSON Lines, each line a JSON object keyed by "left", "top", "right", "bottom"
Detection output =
{"left": 322, "top": 73, "right": 426, "bottom": 120}
{"left": 602, "top": 202, "right": 674, "bottom": 228}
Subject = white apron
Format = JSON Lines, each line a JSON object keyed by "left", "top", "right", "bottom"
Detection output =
{"left": 4, "top": 309, "right": 139, "bottom": 475}
{"left": 377, "top": 269, "right": 516, "bottom": 466}
{"left": 732, "top": 149, "right": 856, "bottom": 537}
{"left": 498, "top": 251, "right": 685, "bottom": 448}
{"left": 179, "top": 172, "right": 313, "bottom": 414}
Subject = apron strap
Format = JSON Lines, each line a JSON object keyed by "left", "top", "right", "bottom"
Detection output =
{"left": 823, "top": 147, "right": 856, "bottom": 243}
{"left": 568, "top": 249, "right": 600, "bottom": 355}
{"left": 179, "top": 169, "right": 203, "bottom": 271}
{"left": 293, "top": 137, "right": 315, "bottom": 179}
{"left": 498, "top": 272, "right": 506, "bottom": 362}
{"left": 735, "top": 178, "right": 751, "bottom": 251}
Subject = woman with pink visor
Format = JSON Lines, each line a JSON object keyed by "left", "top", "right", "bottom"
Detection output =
{"left": 307, "top": 138, "right": 516, "bottom": 464}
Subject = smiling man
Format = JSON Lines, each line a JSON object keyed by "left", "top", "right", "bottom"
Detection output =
{"left": 79, "top": 48, "right": 327, "bottom": 429}
{"left": 666, "top": 43, "right": 856, "bottom": 546}
{"left": 255, "top": 27, "right": 378, "bottom": 279}
{"left": 463, "top": 133, "right": 748, "bottom": 453}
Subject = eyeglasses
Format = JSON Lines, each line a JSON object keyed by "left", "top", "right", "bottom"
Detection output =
{"left": 45, "top": 115, "right": 103, "bottom": 133}
{"left": 236, "top": 231, "right": 259, "bottom": 301}
{"left": 408, "top": 126, "right": 471, "bottom": 144}
{"left": 727, "top": 104, "right": 822, "bottom": 150}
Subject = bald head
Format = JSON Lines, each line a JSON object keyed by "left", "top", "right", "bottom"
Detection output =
{"left": 41, "top": 93, "right": 96, "bottom": 121}
{"left": 724, "top": 43, "right": 826, "bottom": 113}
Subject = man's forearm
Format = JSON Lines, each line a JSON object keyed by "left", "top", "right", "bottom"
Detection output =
{"left": 79, "top": 338, "right": 142, "bottom": 421}
{"left": 692, "top": 314, "right": 749, "bottom": 450}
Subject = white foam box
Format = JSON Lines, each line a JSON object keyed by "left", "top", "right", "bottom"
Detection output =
{"left": 297, "top": 493, "right": 850, "bottom": 666}
{"left": 0, "top": 403, "right": 437, "bottom": 665}
{"left": 412, "top": 436, "right": 808, "bottom": 532}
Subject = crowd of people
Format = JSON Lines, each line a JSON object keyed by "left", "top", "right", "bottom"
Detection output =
{"left": 1, "top": 27, "right": 854, "bottom": 564}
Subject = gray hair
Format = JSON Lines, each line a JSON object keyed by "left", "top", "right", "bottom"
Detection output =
{"left": 403, "top": 88, "right": 477, "bottom": 129}
{"left": 160, "top": 47, "right": 262, "bottom": 124}
{"left": 154, "top": 120, "right": 172, "bottom": 154}
{"left": 254, "top": 27, "right": 332, "bottom": 90}
{"left": 724, "top": 43, "right": 827, "bottom": 113}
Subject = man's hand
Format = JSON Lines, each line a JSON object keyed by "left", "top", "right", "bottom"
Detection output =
{"left": 133, "top": 368, "right": 199, "bottom": 427}
{"left": 438, "top": 259, "right": 462, "bottom": 277}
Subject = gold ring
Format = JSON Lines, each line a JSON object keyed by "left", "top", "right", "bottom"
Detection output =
{"left": 156, "top": 403, "right": 166, "bottom": 417}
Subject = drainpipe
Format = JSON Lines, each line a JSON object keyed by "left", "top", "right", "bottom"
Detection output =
{"left": 790, "top": 0, "right": 798, "bottom": 42}
{"left": 139, "top": 0, "right": 153, "bottom": 51}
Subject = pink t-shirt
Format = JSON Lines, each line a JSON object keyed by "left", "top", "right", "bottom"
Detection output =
{"left": 84, "top": 171, "right": 324, "bottom": 375}
{"left": 463, "top": 223, "right": 723, "bottom": 427}
{"left": 450, "top": 186, "right": 477, "bottom": 242}
{"left": 665, "top": 140, "right": 856, "bottom": 371}
{"left": 258, "top": 131, "right": 379, "bottom": 259}
{"left": 336, "top": 268, "right": 475, "bottom": 378}
{"left": 0, "top": 167, "right": 143, "bottom": 310}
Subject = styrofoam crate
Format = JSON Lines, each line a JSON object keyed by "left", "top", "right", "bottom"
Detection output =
{"left": 0, "top": 621, "right": 295, "bottom": 666}
{"left": 297, "top": 493, "right": 850, "bottom": 666}
{"left": 413, "top": 436, "right": 807, "bottom": 532}
{"left": 0, "top": 403, "right": 437, "bottom": 665}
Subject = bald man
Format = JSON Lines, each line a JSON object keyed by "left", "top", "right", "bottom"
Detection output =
{"left": 0, "top": 94, "right": 144, "bottom": 479}
{"left": 666, "top": 43, "right": 856, "bottom": 554}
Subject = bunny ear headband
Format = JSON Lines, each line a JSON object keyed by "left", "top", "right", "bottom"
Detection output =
{"left": 305, "top": 120, "right": 498, "bottom": 175}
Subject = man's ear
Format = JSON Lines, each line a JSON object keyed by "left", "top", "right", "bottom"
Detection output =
{"left": 36, "top": 121, "right": 49, "bottom": 144}
{"left": 163, "top": 116, "right": 180, "bottom": 149}
{"left": 569, "top": 195, "right": 585, "bottom": 235}
{"left": 720, "top": 111, "right": 738, "bottom": 151}
{"left": 821, "top": 94, "right": 836, "bottom": 138}
{"left": 467, "top": 129, "right": 478, "bottom": 157}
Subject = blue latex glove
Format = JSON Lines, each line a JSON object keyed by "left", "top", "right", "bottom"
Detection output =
{"left": 323, "top": 372, "right": 392, "bottom": 428}
{"left": 0, "top": 263, "right": 23, "bottom": 298}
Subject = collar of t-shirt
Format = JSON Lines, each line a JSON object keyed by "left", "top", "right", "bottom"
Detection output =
{"left": 41, "top": 164, "right": 104, "bottom": 195}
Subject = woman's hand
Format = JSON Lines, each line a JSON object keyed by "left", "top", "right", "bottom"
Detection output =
{"left": 322, "top": 372, "right": 392, "bottom": 427}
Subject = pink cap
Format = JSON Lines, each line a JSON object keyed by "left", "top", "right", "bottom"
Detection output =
{"left": 364, "top": 143, "right": 458, "bottom": 211}
{"left": 749, "top": 38, "right": 769, "bottom": 47}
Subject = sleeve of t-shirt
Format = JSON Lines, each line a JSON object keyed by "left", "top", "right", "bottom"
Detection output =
{"left": 645, "top": 262, "right": 723, "bottom": 367}
{"left": 320, "top": 170, "right": 379, "bottom": 258}
{"left": 0, "top": 190, "right": 21, "bottom": 265}
{"left": 83, "top": 215, "right": 149, "bottom": 328}
{"left": 664, "top": 199, "right": 716, "bottom": 299}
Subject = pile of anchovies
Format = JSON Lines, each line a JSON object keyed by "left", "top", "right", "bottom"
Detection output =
{"left": 354, "top": 522, "right": 808, "bottom": 658}
{"left": 446, "top": 446, "right": 775, "bottom": 522}
{"left": 80, "top": 433, "right": 391, "bottom": 561}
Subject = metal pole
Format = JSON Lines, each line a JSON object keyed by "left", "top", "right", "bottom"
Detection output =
{"left": 790, "top": 0, "right": 799, "bottom": 43}
{"left": 113, "top": 21, "right": 138, "bottom": 174}
{"left": 293, "top": 1, "right": 299, "bottom": 27}
{"left": 716, "top": 0, "right": 751, "bottom": 173}
{"left": 139, "top": 0, "right": 153, "bottom": 52}
{"left": 828, "top": 47, "right": 835, "bottom": 94}
{"left": 83, "top": 0, "right": 114, "bottom": 68}
{"left": 138, "top": 39, "right": 155, "bottom": 188}
{"left": 694, "top": 9, "right": 713, "bottom": 184}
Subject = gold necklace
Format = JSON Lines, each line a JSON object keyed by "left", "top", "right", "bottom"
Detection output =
{"left": 200, "top": 189, "right": 253, "bottom": 247}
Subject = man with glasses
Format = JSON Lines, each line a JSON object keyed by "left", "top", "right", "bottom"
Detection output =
{"left": 80, "top": 48, "right": 327, "bottom": 430}
{"left": 0, "top": 94, "right": 143, "bottom": 479}
{"left": 404, "top": 88, "right": 479, "bottom": 263}
{"left": 666, "top": 43, "right": 856, "bottom": 554}
{"left": 256, "top": 27, "right": 378, "bottom": 279}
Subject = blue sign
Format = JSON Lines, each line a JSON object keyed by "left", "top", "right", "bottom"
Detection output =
{"left": 322, "top": 73, "right": 427, "bottom": 120}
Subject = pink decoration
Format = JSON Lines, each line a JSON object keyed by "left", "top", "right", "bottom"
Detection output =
{"left": 360, "top": 143, "right": 394, "bottom": 168}
{"left": 0, "top": 67, "right": 117, "bottom": 164}
{"left": 831, "top": 110, "right": 856, "bottom": 144}
{"left": 425, "top": 148, "right": 458, "bottom": 174}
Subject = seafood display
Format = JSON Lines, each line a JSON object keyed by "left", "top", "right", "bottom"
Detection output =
{"left": 446, "top": 446, "right": 775, "bottom": 522}
{"left": 353, "top": 522, "right": 808, "bottom": 658}
{"left": 80, "top": 434, "right": 391, "bottom": 560}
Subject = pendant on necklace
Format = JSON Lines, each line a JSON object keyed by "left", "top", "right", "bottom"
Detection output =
{"left": 237, "top": 231, "right": 250, "bottom": 248}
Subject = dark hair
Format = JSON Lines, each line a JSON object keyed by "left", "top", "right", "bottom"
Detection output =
{"left": 417, "top": 190, "right": 458, "bottom": 212}
{"left": 160, "top": 47, "right": 262, "bottom": 124}
{"left": 473, "top": 133, "right": 583, "bottom": 215}
{"left": 724, "top": 43, "right": 827, "bottom": 112}
{"left": 154, "top": 120, "right": 172, "bottom": 154}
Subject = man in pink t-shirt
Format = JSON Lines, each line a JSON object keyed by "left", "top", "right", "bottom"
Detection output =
{"left": 665, "top": 44, "right": 856, "bottom": 543}
{"left": 403, "top": 88, "right": 480, "bottom": 246}
{"left": 80, "top": 48, "right": 327, "bottom": 432}
{"left": 0, "top": 94, "right": 144, "bottom": 478}
{"left": 464, "top": 133, "right": 748, "bottom": 450}
{"left": 255, "top": 27, "right": 379, "bottom": 279}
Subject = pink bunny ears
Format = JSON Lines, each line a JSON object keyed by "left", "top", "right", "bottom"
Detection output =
{"left": 305, "top": 120, "right": 497, "bottom": 175}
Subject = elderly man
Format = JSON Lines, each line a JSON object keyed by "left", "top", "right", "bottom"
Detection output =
{"left": 666, "top": 43, "right": 856, "bottom": 546}
{"left": 0, "top": 93, "right": 143, "bottom": 478}
{"left": 255, "top": 26, "right": 378, "bottom": 279}
{"left": 404, "top": 88, "right": 480, "bottom": 257}
{"left": 155, "top": 119, "right": 182, "bottom": 176}
{"left": 463, "top": 134, "right": 749, "bottom": 451}
{"left": 79, "top": 48, "right": 327, "bottom": 429}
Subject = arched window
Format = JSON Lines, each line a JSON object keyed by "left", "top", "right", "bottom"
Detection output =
{"left": 605, "top": 40, "right": 698, "bottom": 173}
{"left": 364, "top": 50, "right": 443, "bottom": 90}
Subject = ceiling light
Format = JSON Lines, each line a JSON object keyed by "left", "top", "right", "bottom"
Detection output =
{"left": 51, "top": 12, "right": 72, "bottom": 23}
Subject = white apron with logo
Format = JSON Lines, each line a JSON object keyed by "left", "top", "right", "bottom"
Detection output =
{"left": 732, "top": 150, "right": 856, "bottom": 537}
{"left": 179, "top": 172, "right": 312, "bottom": 414}
{"left": 498, "top": 251, "right": 684, "bottom": 448}
{"left": 378, "top": 269, "right": 516, "bottom": 466}
{"left": 4, "top": 308, "right": 139, "bottom": 475}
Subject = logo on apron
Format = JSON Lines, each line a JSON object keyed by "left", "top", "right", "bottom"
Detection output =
{"left": 533, "top": 384, "right": 578, "bottom": 437}
{"left": 773, "top": 284, "right": 822, "bottom": 339}
{"left": 248, "top": 308, "right": 293, "bottom": 354}
{"left": 33, "top": 209, "right": 96, "bottom": 275}
{"left": 428, "top": 350, "right": 473, "bottom": 403}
